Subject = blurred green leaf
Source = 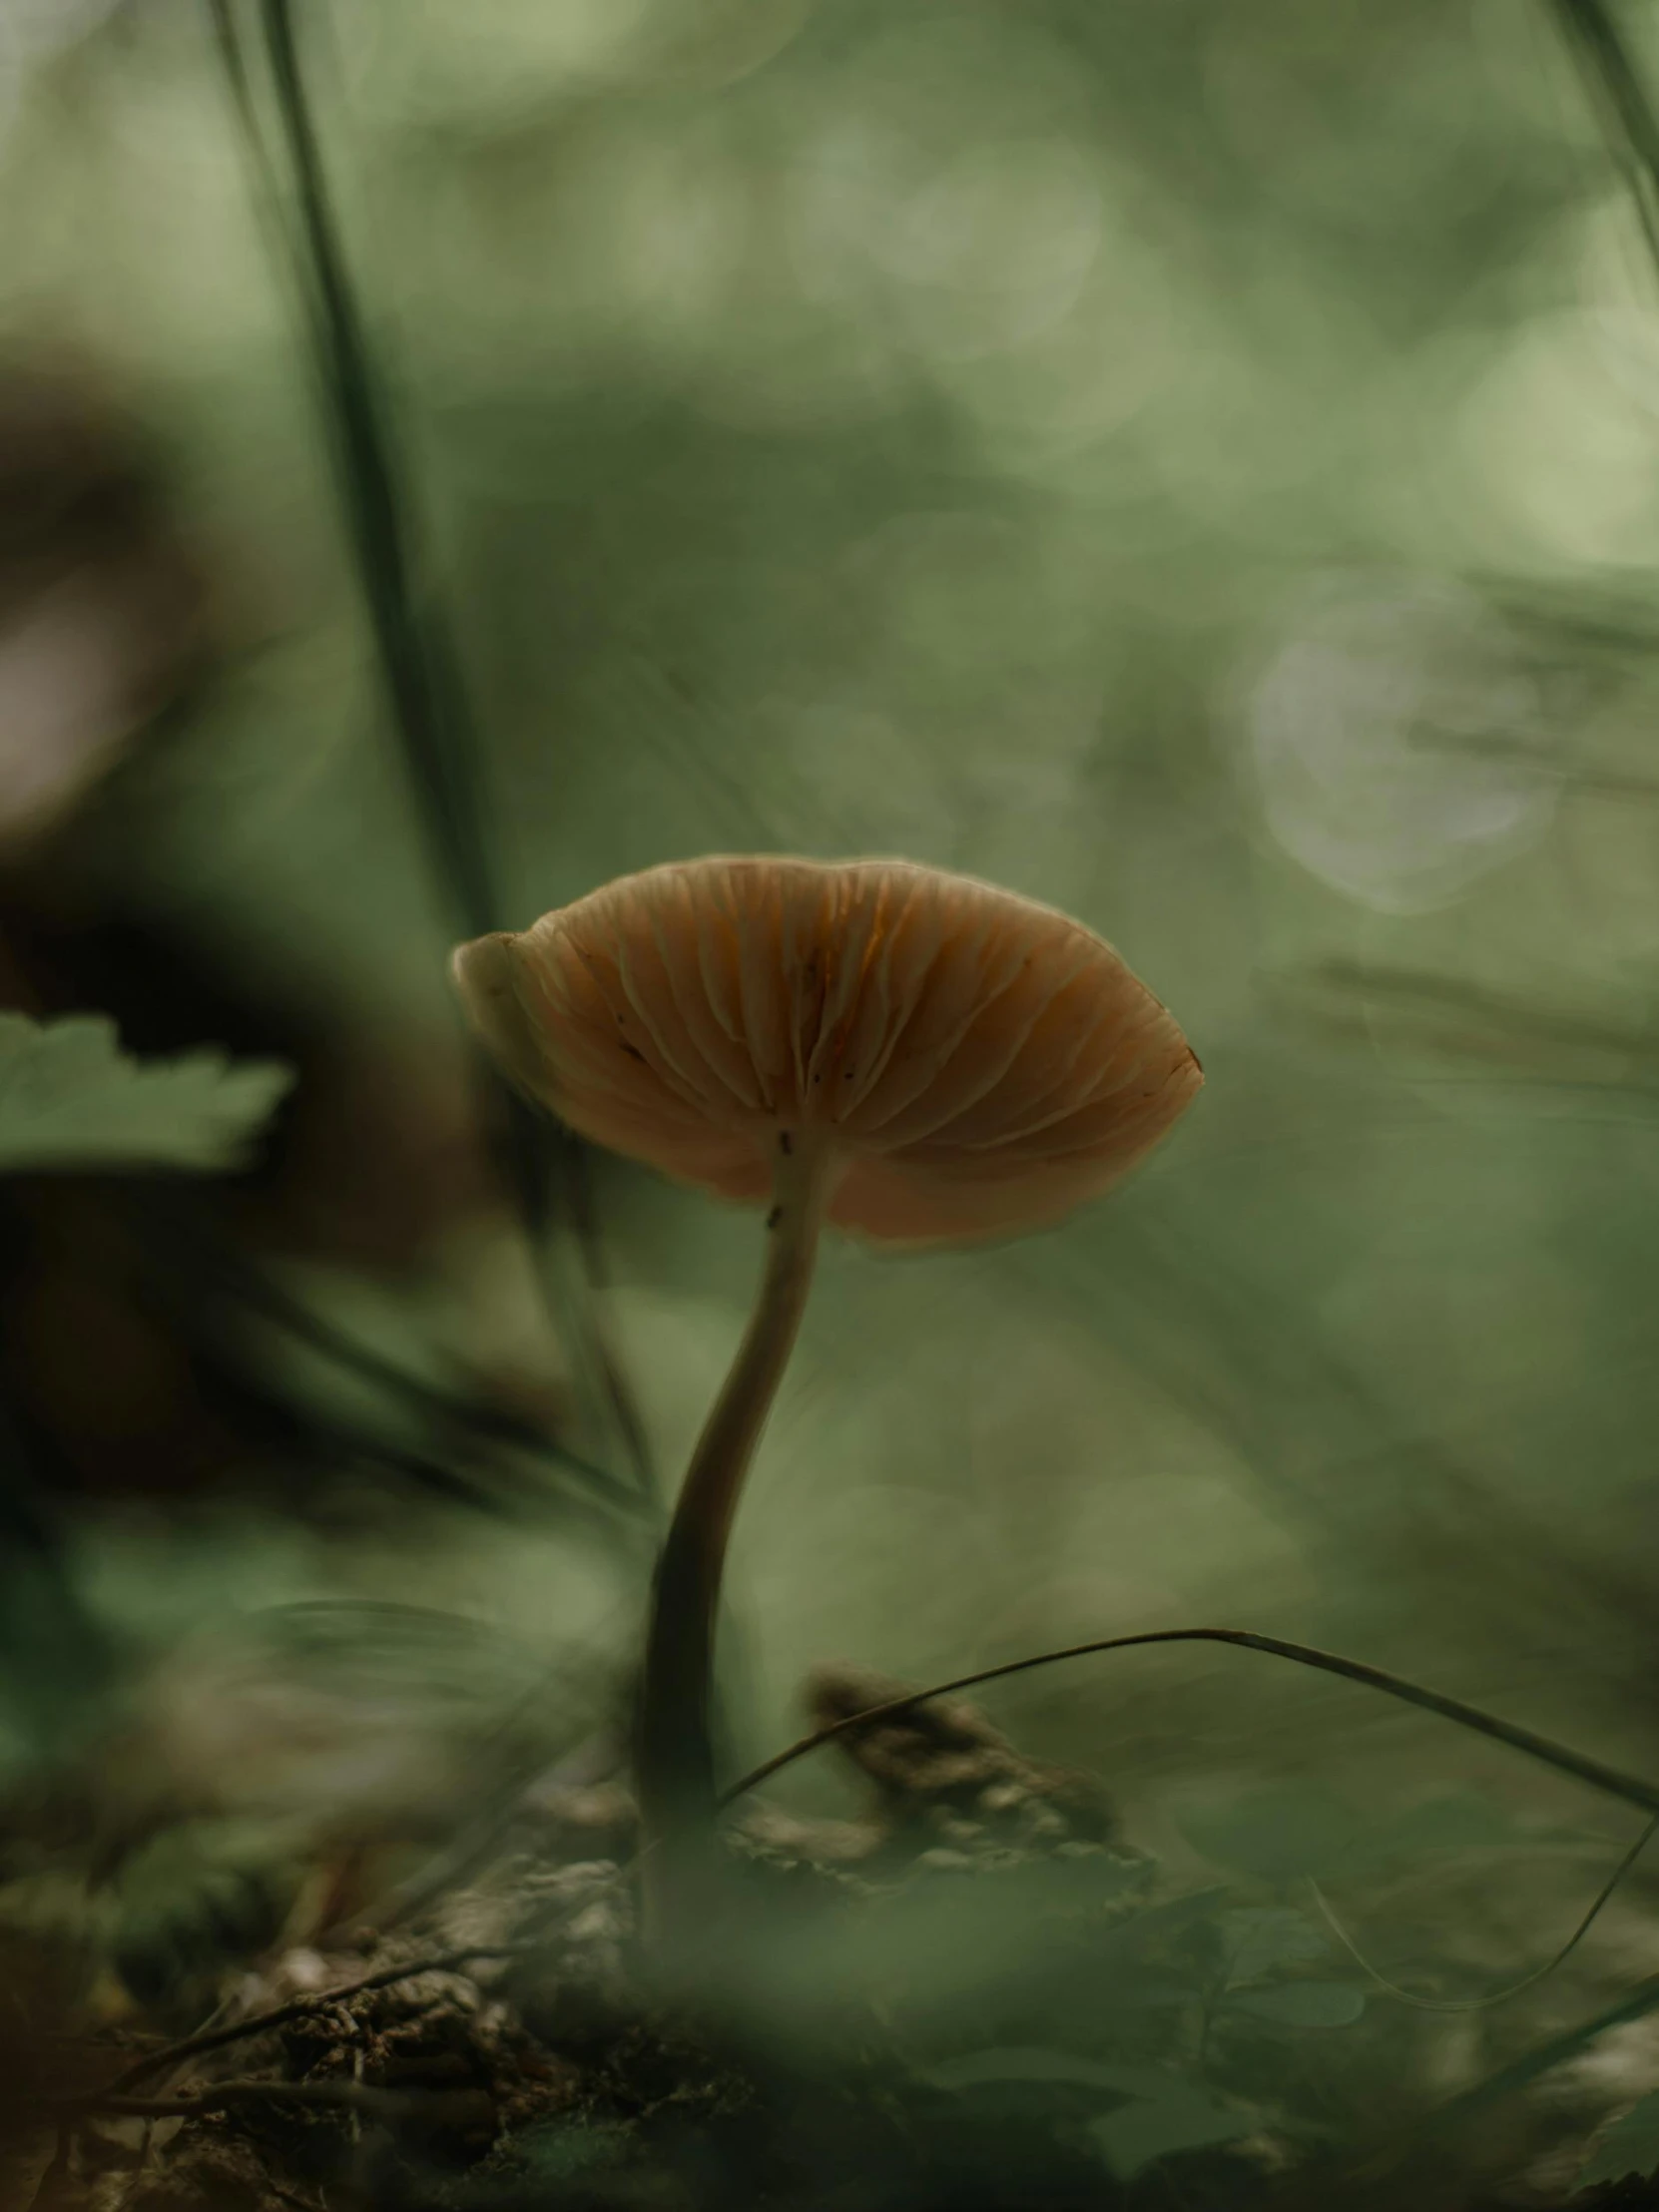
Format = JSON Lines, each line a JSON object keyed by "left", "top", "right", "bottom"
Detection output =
{"left": 79, "top": 1598, "right": 588, "bottom": 1882}
{"left": 508, "top": 2115, "right": 638, "bottom": 2183}
{"left": 1226, "top": 1980, "right": 1368, "bottom": 2027}
{"left": 0, "top": 1015, "right": 291, "bottom": 1173}
{"left": 1176, "top": 1786, "right": 1366, "bottom": 1883}
{"left": 246, "top": 1261, "right": 501, "bottom": 1447}
{"left": 110, "top": 1819, "right": 292, "bottom": 2009}
{"left": 1098, "top": 1885, "right": 1235, "bottom": 1955}
{"left": 1217, "top": 1905, "right": 1332, "bottom": 1986}
{"left": 1339, "top": 1793, "right": 1530, "bottom": 1872}
{"left": 1098, "top": 1966, "right": 1197, "bottom": 2013}
{"left": 1577, "top": 2090, "right": 1659, "bottom": 2187}
{"left": 1088, "top": 2085, "right": 1260, "bottom": 2179}
{"left": 727, "top": 1851, "right": 1156, "bottom": 2038}
{"left": 920, "top": 2049, "right": 1172, "bottom": 2096}
{"left": 0, "top": 1872, "right": 102, "bottom": 2004}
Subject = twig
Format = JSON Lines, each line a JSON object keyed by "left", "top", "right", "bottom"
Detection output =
{"left": 108, "top": 2117, "right": 160, "bottom": 2212}
{"left": 78, "top": 1943, "right": 534, "bottom": 2102}
{"left": 25, "top": 2125, "right": 73, "bottom": 2212}
{"left": 83, "top": 2076, "right": 468, "bottom": 2122}
{"left": 718, "top": 1626, "right": 1659, "bottom": 1818}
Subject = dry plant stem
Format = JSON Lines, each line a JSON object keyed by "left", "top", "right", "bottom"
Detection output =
{"left": 86, "top": 1944, "right": 534, "bottom": 2102}
{"left": 720, "top": 1627, "right": 1659, "bottom": 1819}
{"left": 637, "top": 1133, "right": 832, "bottom": 1937}
{"left": 84, "top": 2079, "right": 454, "bottom": 2123}
{"left": 1307, "top": 1808, "right": 1659, "bottom": 2014}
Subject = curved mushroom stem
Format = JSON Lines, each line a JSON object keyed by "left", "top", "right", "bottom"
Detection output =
{"left": 636, "top": 1131, "right": 833, "bottom": 1945}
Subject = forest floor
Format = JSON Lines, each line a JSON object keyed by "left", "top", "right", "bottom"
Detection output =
{"left": 14, "top": 1670, "right": 1659, "bottom": 2212}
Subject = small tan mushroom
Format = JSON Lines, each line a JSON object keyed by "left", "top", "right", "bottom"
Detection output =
{"left": 452, "top": 855, "right": 1201, "bottom": 1936}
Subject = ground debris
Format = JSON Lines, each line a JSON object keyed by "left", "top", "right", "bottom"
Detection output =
{"left": 34, "top": 1669, "right": 1659, "bottom": 2212}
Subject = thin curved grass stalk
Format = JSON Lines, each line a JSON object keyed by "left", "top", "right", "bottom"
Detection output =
{"left": 138, "top": 1190, "right": 640, "bottom": 1508}
{"left": 1414, "top": 1968, "right": 1659, "bottom": 2141}
{"left": 69, "top": 1940, "right": 546, "bottom": 2102}
{"left": 720, "top": 1626, "right": 1659, "bottom": 1818}
{"left": 201, "top": 0, "right": 654, "bottom": 1504}
{"left": 206, "top": 0, "right": 300, "bottom": 293}
{"left": 1306, "top": 1812, "right": 1659, "bottom": 2013}
{"left": 255, "top": 0, "right": 497, "bottom": 937}
{"left": 358, "top": 1726, "right": 625, "bottom": 1939}
{"left": 1350, "top": 1948, "right": 1659, "bottom": 2188}
{"left": 1552, "top": 0, "right": 1659, "bottom": 276}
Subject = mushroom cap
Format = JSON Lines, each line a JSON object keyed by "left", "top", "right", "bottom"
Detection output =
{"left": 452, "top": 856, "right": 1201, "bottom": 1246}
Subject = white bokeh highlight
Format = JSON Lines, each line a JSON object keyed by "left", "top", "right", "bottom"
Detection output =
{"left": 1247, "top": 575, "right": 1559, "bottom": 913}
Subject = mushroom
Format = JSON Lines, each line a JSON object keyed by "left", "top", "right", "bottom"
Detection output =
{"left": 451, "top": 855, "right": 1201, "bottom": 1937}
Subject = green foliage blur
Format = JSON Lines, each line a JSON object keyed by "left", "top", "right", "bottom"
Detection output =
{"left": 8, "top": 1, "right": 1659, "bottom": 2190}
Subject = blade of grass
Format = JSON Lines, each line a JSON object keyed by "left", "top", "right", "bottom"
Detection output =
{"left": 256, "top": 0, "right": 495, "bottom": 936}
{"left": 207, "top": 0, "right": 298, "bottom": 283}
{"left": 1553, "top": 0, "right": 1659, "bottom": 276}
{"left": 1414, "top": 1970, "right": 1659, "bottom": 2135}
{"left": 202, "top": 0, "right": 654, "bottom": 1508}
{"left": 721, "top": 1626, "right": 1659, "bottom": 1818}
{"left": 1335, "top": 1958, "right": 1659, "bottom": 2191}
{"left": 128, "top": 1186, "right": 642, "bottom": 1515}
{"left": 1307, "top": 1812, "right": 1659, "bottom": 2013}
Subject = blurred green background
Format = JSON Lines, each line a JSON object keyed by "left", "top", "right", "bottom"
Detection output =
{"left": 3, "top": 0, "right": 1659, "bottom": 1886}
